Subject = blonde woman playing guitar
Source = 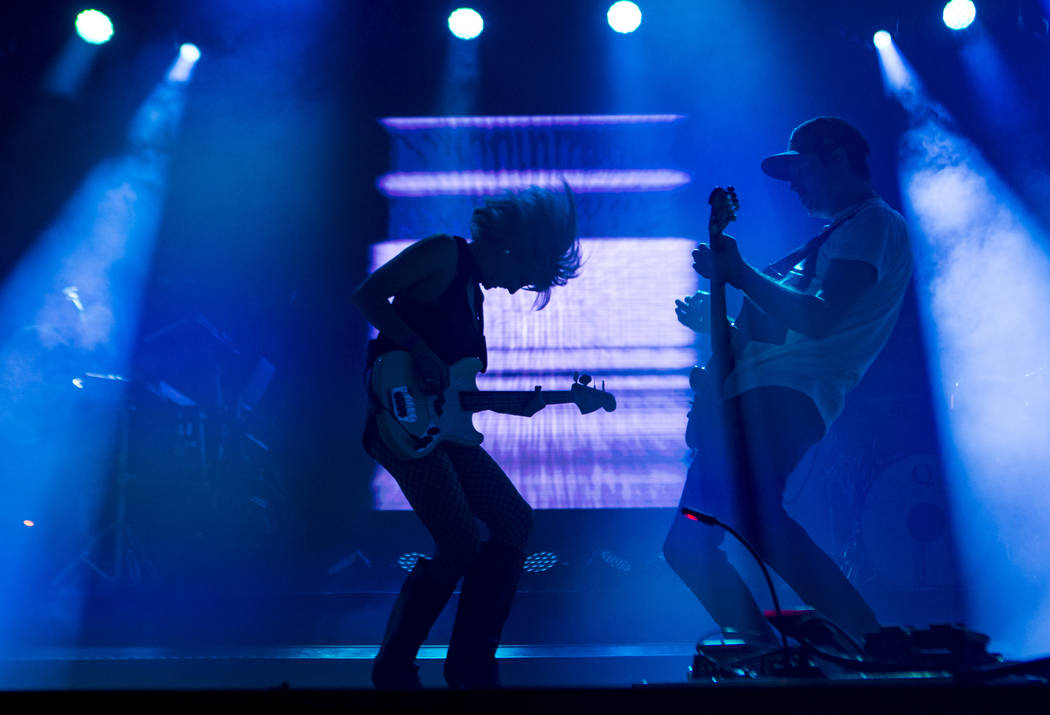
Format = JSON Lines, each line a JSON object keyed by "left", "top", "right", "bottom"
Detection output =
{"left": 352, "top": 184, "right": 584, "bottom": 691}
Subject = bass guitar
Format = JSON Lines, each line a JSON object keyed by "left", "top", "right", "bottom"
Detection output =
{"left": 371, "top": 350, "right": 617, "bottom": 460}
{"left": 686, "top": 186, "right": 739, "bottom": 450}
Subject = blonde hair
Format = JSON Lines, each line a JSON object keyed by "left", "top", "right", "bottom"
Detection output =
{"left": 470, "top": 182, "right": 581, "bottom": 309}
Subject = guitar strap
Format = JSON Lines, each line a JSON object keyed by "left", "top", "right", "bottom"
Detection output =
{"left": 736, "top": 201, "right": 871, "bottom": 344}
{"left": 763, "top": 201, "right": 871, "bottom": 288}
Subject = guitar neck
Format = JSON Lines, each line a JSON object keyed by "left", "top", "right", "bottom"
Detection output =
{"left": 708, "top": 232, "right": 735, "bottom": 380}
{"left": 704, "top": 186, "right": 740, "bottom": 383}
{"left": 458, "top": 390, "right": 575, "bottom": 414}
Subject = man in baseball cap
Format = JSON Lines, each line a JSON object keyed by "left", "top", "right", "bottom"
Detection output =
{"left": 761, "top": 116, "right": 873, "bottom": 218}
{"left": 666, "top": 117, "right": 913, "bottom": 648}
{"left": 761, "top": 116, "right": 871, "bottom": 180}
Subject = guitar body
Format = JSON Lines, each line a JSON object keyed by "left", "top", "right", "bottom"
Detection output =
{"left": 371, "top": 351, "right": 484, "bottom": 460}
{"left": 685, "top": 364, "right": 719, "bottom": 451}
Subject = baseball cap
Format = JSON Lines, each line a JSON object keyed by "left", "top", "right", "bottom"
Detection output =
{"left": 761, "top": 116, "right": 870, "bottom": 181}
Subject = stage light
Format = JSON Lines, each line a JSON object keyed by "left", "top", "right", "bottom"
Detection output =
{"left": 873, "top": 30, "right": 893, "bottom": 49}
{"left": 448, "top": 8, "right": 484, "bottom": 40}
{"left": 179, "top": 43, "right": 201, "bottom": 63}
{"left": 524, "top": 551, "right": 559, "bottom": 573}
{"left": 75, "top": 9, "right": 114, "bottom": 45}
{"left": 168, "top": 43, "right": 201, "bottom": 82}
{"left": 23, "top": 520, "right": 34, "bottom": 527}
{"left": 382, "top": 114, "right": 685, "bottom": 130}
{"left": 599, "top": 550, "right": 632, "bottom": 572}
{"left": 377, "top": 168, "right": 691, "bottom": 197}
{"left": 607, "top": 1, "right": 642, "bottom": 34}
{"left": 943, "top": 0, "right": 976, "bottom": 31}
{"left": 397, "top": 552, "right": 429, "bottom": 571}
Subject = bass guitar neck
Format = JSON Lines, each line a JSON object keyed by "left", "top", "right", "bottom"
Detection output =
{"left": 705, "top": 186, "right": 741, "bottom": 385}
{"left": 686, "top": 186, "right": 740, "bottom": 450}
{"left": 371, "top": 351, "right": 616, "bottom": 460}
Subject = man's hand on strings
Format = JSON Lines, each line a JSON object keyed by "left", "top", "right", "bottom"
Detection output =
{"left": 675, "top": 290, "right": 711, "bottom": 334}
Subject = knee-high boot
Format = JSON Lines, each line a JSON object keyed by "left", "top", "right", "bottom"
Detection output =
{"left": 371, "top": 557, "right": 457, "bottom": 690}
{"left": 443, "top": 541, "right": 525, "bottom": 689}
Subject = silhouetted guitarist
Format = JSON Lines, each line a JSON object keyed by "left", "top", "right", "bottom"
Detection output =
{"left": 351, "top": 184, "right": 581, "bottom": 690}
{"left": 665, "top": 117, "right": 913, "bottom": 646}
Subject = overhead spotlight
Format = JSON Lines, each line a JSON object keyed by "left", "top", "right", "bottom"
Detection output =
{"left": 943, "top": 0, "right": 977, "bottom": 31}
{"left": 23, "top": 520, "right": 35, "bottom": 527}
{"left": 607, "top": 1, "right": 642, "bottom": 34}
{"left": 75, "top": 9, "right": 114, "bottom": 45}
{"left": 168, "top": 43, "right": 202, "bottom": 82}
{"left": 448, "top": 8, "right": 484, "bottom": 40}
{"left": 524, "top": 551, "right": 559, "bottom": 573}
{"left": 873, "top": 30, "right": 893, "bottom": 49}
{"left": 179, "top": 43, "right": 201, "bottom": 63}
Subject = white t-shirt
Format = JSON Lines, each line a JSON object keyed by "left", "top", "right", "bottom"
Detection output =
{"left": 722, "top": 197, "right": 913, "bottom": 432}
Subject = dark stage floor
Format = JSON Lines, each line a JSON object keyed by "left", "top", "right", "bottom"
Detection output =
{"left": 1, "top": 649, "right": 1048, "bottom": 714}
{"left": 0, "top": 642, "right": 696, "bottom": 690}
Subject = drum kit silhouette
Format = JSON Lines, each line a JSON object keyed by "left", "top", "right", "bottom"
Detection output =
{"left": 50, "top": 314, "right": 285, "bottom": 590}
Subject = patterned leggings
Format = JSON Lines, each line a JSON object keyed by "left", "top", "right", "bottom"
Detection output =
{"left": 364, "top": 421, "right": 534, "bottom": 585}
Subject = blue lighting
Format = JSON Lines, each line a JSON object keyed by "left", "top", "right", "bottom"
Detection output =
{"left": 168, "top": 44, "right": 202, "bottom": 82}
{"left": 448, "top": 8, "right": 484, "bottom": 40}
{"left": 873, "top": 30, "right": 892, "bottom": 49}
{"left": 524, "top": 551, "right": 559, "bottom": 573}
{"left": 607, "top": 1, "right": 642, "bottom": 34}
{"left": 599, "top": 550, "right": 632, "bottom": 572}
{"left": 943, "top": 0, "right": 976, "bottom": 31}
{"left": 75, "top": 9, "right": 114, "bottom": 45}
{"left": 179, "top": 43, "right": 201, "bottom": 63}
{"left": 377, "top": 169, "right": 690, "bottom": 197}
{"left": 382, "top": 114, "right": 685, "bottom": 130}
{"left": 397, "top": 552, "right": 429, "bottom": 571}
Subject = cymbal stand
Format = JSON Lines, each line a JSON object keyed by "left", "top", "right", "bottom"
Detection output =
{"left": 52, "top": 398, "right": 156, "bottom": 589}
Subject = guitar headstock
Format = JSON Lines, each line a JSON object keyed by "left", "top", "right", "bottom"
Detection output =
{"left": 708, "top": 186, "right": 740, "bottom": 239}
{"left": 570, "top": 372, "right": 616, "bottom": 414}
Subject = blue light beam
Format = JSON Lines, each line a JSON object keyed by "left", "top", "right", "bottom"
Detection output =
{"left": 168, "top": 43, "right": 202, "bottom": 82}
{"left": 878, "top": 37, "right": 1050, "bottom": 659}
{"left": 0, "top": 47, "right": 197, "bottom": 663}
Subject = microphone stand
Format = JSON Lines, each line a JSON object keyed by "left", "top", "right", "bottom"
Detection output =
{"left": 681, "top": 506, "right": 794, "bottom": 672}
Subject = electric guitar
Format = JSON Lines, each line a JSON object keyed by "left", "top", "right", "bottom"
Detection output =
{"left": 371, "top": 350, "right": 617, "bottom": 460}
{"left": 686, "top": 186, "right": 739, "bottom": 450}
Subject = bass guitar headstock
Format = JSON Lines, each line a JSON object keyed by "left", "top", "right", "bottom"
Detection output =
{"left": 707, "top": 186, "right": 740, "bottom": 245}
{"left": 570, "top": 372, "right": 617, "bottom": 414}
